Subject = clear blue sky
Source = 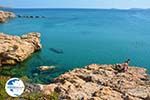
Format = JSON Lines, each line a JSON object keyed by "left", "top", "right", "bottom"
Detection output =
{"left": 0, "top": 0, "right": 150, "bottom": 9}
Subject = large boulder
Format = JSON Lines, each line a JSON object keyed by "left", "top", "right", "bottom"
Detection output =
{"left": 0, "top": 10, "right": 15, "bottom": 23}
{"left": 0, "top": 32, "right": 42, "bottom": 66}
{"left": 39, "top": 64, "right": 150, "bottom": 100}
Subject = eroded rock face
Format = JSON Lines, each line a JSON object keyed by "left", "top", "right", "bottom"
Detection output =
{"left": 0, "top": 32, "right": 42, "bottom": 66}
{"left": 40, "top": 64, "right": 150, "bottom": 100}
{"left": 0, "top": 10, "right": 15, "bottom": 23}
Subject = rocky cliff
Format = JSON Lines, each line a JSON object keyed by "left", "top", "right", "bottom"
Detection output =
{"left": 40, "top": 64, "right": 150, "bottom": 100}
{"left": 0, "top": 10, "right": 15, "bottom": 23}
{"left": 0, "top": 32, "right": 42, "bottom": 66}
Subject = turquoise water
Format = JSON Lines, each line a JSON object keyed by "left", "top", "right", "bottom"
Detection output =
{"left": 0, "top": 9, "right": 150, "bottom": 83}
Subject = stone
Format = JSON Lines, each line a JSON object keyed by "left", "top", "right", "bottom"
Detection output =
{"left": 25, "top": 83, "right": 41, "bottom": 93}
{"left": 0, "top": 32, "right": 42, "bottom": 66}
{"left": 127, "top": 86, "right": 150, "bottom": 99}
{"left": 38, "top": 66, "right": 55, "bottom": 71}
{"left": 39, "top": 64, "right": 150, "bottom": 100}
{"left": 39, "top": 84, "right": 57, "bottom": 95}
{"left": 0, "top": 10, "right": 15, "bottom": 23}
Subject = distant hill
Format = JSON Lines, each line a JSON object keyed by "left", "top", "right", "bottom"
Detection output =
{"left": 130, "top": 8, "right": 150, "bottom": 10}
{"left": 0, "top": 5, "right": 12, "bottom": 9}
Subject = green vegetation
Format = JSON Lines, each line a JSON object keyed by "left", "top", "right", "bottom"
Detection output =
{"left": 22, "top": 92, "right": 59, "bottom": 100}
{"left": 0, "top": 76, "right": 10, "bottom": 99}
{"left": 0, "top": 75, "right": 59, "bottom": 100}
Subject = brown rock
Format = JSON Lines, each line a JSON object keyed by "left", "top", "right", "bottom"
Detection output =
{"left": 0, "top": 10, "right": 15, "bottom": 23}
{"left": 38, "top": 66, "right": 55, "bottom": 71}
{"left": 0, "top": 32, "right": 42, "bottom": 66}
{"left": 39, "top": 64, "right": 150, "bottom": 100}
{"left": 40, "top": 84, "right": 57, "bottom": 95}
{"left": 127, "top": 86, "right": 150, "bottom": 99}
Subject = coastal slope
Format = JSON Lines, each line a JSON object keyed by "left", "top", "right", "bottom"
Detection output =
{"left": 0, "top": 32, "right": 42, "bottom": 66}
{"left": 40, "top": 64, "right": 150, "bottom": 100}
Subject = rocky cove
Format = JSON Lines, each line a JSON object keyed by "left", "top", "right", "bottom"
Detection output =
{"left": 0, "top": 33, "right": 149, "bottom": 100}
{"left": 0, "top": 10, "right": 150, "bottom": 100}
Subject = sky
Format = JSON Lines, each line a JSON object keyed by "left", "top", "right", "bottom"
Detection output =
{"left": 0, "top": 0, "right": 150, "bottom": 9}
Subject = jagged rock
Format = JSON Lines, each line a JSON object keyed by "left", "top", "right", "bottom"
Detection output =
{"left": 126, "top": 86, "right": 150, "bottom": 99}
{"left": 25, "top": 83, "right": 41, "bottom": 93}
{"left": 0, "top": 32, "right": 42, "bottom": 66}
{"left": 39, "top": 64, "right": 150, "bottom": 100}
{"left": 40, "top": 84, "right": 58, "bottom": 95}
{"left": 93, "top": 87, "right": 123, "bottom": 100}
{"left": 0, "top": 10, "right": 15, "bottom": 23}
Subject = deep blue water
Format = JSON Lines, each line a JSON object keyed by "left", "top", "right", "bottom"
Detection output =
{"left": 0, "top": 9, "right": 150, "bottom": 83}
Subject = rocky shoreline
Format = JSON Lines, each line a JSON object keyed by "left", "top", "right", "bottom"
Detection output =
{"left": 0, "top": 10, "right": 15, "bottom": 23}
{"left": 0, "top": 33, "right": 150, "bottom": 100}
{"left": 39, "top": 64, "right": 150, "bottom": 100}
{"left": 0, "top": 8, "right": 150, "bottom": 100}
{"left": 0, "top": 32, "right": 42, "bottom": 66}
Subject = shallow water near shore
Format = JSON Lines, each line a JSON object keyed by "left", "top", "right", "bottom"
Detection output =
{"left": 0, "top": 9, "right": 150, "bottom": 84}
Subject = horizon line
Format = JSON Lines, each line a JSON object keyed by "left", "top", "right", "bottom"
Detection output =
{"left": 1, "top": 7, "right": 150, "bottom": 10}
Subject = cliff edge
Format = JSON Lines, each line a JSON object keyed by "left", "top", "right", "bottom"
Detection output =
{"left": 40, "top": 64, "right": 150, "bottom": 100}
{"left": 0, "top": 32, "right": 42, "bottom": 66}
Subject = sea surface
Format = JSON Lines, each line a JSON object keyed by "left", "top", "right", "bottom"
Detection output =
{"left": 0, "top": 9, "right": 150, "bottom": 84}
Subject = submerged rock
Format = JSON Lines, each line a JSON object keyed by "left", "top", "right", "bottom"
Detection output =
{"left": 0, "top": 32, "right": 42, "bottom": 66}
{"left": 0, "top": 10, "right": 15, "bottom": 23}
{"left": 39, "top": 64, "right": 150, "bottom": 100}
{"left": 38, "top": 66, "right": 55, "bottom": 71}
{"left": 49, "top": 48, "right": 64, "bottom": 54}
{"left": 17, "top": 15, "right": 46, "bottom": 19}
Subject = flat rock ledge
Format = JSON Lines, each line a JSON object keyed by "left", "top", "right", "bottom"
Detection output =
{"left": 0, "top": 10, "right": 15, "bottom": 23}
{"left": 0, "top": 32, "right": 42, "bottom": 66}
{"left": 39, "top": 64, "right": 150, "bottom": 100}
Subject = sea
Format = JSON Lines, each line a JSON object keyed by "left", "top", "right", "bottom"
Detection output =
{"left": 0, "top": 8, "right": 150, "bottom": 84}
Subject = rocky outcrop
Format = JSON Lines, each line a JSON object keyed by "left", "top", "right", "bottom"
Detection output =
{"left": 38, "top": 66, "right": 56, "bottom": 71}
{"left": 0, "top": 32, "right": 42, "bottom": 66}
{"left": 17, "top": 15, "right": 46, "bottom": 19}
{"left": 40, "top": 64, "right": 150, "bottom": 100}
{"left": 0, "top": 10, "right": 15, "bottom": 23}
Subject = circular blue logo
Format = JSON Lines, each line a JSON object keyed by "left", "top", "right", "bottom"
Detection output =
{"left": 5, "top": 78, "right": 25, "bottom": 97}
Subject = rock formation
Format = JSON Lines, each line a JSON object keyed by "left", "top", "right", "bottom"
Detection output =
{"left": 17, "top": 15, "right": 46, "bottom": 19}
{"left": 38, "top": 66, "right": 56, "bottom": 71}
{"left": 0, "top": 32, "right": 42, "bottom": 66}
{"left": 0, "top": 10, "right": 15, "bottom": 23}
{"left": 40, "top": 64, "right": 150, "bottom": 100}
